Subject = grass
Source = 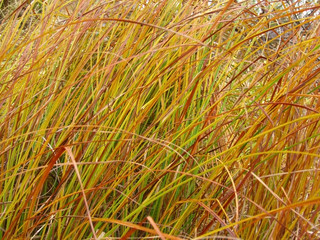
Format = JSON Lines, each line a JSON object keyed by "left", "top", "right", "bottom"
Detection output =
{"left": 1, "top": 0, "right": 320, "bottom": 239}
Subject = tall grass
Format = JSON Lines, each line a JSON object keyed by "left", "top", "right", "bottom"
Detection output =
{"left": 1, "top": 0, "right": 320, "bottom": 239}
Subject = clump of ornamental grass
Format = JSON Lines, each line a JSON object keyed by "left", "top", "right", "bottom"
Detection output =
{"left": 1, "top": 0, "right": 320, "bottom": 239}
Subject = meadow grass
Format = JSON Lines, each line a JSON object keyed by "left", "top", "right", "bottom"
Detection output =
{"left": 1, "top": 0, "right": 320, "bottom": 239}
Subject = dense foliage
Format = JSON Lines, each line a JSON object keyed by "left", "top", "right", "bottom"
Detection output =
{"left": 1, "top": 0, "right": 320, "bottom": 239}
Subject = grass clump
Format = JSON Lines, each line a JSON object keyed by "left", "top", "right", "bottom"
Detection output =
{"left": 1, "top": 0, "right": 320, "bottom": 239}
